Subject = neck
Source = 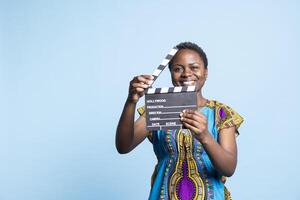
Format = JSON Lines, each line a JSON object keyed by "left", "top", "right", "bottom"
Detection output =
{"left": 196, "top": 91, "right": 207, "bottom": 108}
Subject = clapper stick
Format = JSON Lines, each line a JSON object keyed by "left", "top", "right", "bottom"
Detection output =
{"left": 148, "top": 47, "right": 179, "bottom": 87}
{"left": 144, "top": 47, "right": 197, "bottom": 131}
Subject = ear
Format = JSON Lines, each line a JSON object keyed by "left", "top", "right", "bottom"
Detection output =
{"left": 204, "top": 69, "right": 208, "bottom": 79}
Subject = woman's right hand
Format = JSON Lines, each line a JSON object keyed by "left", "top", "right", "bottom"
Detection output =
{"left": 127, "top": 75, "right": 154, "bottom": 104}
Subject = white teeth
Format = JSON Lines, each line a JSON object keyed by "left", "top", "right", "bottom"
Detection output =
{"left": 183, "top": 81, "right": 194, "bottom": 85}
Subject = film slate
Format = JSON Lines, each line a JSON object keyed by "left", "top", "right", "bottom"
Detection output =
{"left": 145, "top": 47, "right": 197, "bottom": 131}
{"left": 145, "top": 86, "right": 197, "bottom": 130}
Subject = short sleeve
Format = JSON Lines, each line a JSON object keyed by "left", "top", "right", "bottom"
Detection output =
{"left": 215, "top": 102, "right": 244, "bottom": 134}
{"left": 137, "top": 105, "right": 153, "bottom": 142}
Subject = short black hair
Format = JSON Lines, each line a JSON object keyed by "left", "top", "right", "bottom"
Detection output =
{"left": 169, "top": 42, "right": 208, "bottom": 69}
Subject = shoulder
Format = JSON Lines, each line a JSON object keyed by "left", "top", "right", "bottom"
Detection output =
{"left": 206, "top": 100, "right": 244, "bottom": 133}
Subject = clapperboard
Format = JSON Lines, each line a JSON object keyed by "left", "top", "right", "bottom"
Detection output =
{"left": 145, "top": 48, "right": 197, "bottom": 131}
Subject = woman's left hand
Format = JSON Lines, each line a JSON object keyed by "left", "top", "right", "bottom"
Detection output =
{"left": 180, "top": 109, "right": 210, "bottom": 142}
{"left": 180, "top": 109, "right": 238, "bottom": 177}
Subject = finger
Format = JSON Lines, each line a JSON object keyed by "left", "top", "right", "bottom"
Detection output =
{"left": 135, "top": 88, "right": 145, "bottom": 93}
{"left": 135, "top": 75, "right": 154, "bottom": 85}
{"left": 140, "top": 75, "right": 154, "bottom": 80}
{"left": 129, "top": 87, "right": 146, "bottom": 94}
{"left": 182, "top": 109, "right": 207, "bottom": 120}
{"left": 183, "top": 109, "right": 203, "bottom": 116}
{"left": 128, "top": 89, "right": 145, "bottom": 100}
{"left": 137, "top": 90, "right": 145, "bottom": 97}
{"left": 182, "top": 122, "right": 200, "bottom": 134}
{"left": 130, "top": 78, "right": 152, "bottom": 90}
{"left": 180, "top": 112, "right": 206, "bottom": 124}
{"left": 180, "top": 114, "right": 208, "bottom": 133}
{"left": 132, "top": 82, "right": 150, "bottom": 89}
{"left": 182, "top": 120, "right": 207, "bottom": 136}
{"left": 180, "top": 116, "right": 200, "bottom": 127}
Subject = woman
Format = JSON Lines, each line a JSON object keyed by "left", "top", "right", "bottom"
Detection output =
{"left": 116, "top": 42, "right": 244, "bottom": 200}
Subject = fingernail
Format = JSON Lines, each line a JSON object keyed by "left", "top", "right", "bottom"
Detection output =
{"left": 182, "top": 110, "right": 186, "bottom": 113}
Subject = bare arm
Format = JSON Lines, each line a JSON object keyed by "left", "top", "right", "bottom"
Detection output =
{"left": 197, "top": 127, "right": 237, "bottom": 177}
{"left": 181, "top": 110, "right": 237, "bottom": 177}
{"left": 115, "top": 75, "right": 153, "bottom": 154}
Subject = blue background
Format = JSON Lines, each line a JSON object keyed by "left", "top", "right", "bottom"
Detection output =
{"left": 1, "top": 1, "right": 299, "bottom": 199}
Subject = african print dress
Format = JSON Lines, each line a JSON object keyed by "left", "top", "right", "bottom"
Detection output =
{"left": 138, "top": 100, "right": 244, "bottom": 200}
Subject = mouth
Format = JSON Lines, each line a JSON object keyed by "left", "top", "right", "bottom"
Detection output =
{"left": 180, "top": 80, "right": 195, "bottom": 86}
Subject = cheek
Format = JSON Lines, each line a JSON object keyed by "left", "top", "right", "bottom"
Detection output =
{"left": 194, "top": 70, "right": 207, "bottom": 79}
{"left": 194, "top": 72, "right": 204, "bottom": 80}
{"left": 171, "top": 73, "right": 179, "bottom": 81}
{"left": 170, "top": 74, "right": 180, "bottom": 86}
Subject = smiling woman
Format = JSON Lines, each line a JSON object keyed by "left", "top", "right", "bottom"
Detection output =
{"left": 115, "top": 42, "right": 244, "bottom": 200}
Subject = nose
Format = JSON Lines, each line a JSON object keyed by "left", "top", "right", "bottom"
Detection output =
{"left": 181, "top": 67, "right": 192, "bottom": 77}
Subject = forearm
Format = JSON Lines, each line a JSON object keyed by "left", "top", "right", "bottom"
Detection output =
{"left": 116, "top": 74, "right": 153, "bottom": 153}
{"left": 199, "top": 133, "right": 237, "bottom": 177}
{"left": 115, "top": 98, "right": 136, "bottom": 154}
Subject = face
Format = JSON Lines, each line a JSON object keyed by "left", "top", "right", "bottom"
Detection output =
{"left": 170, "top": 49, "right": 208, "bottom": 91}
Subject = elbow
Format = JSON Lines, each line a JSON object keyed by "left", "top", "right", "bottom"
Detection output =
{"left": 222, "top": 156, "right": 237, "bottom": 177}
{"left": 224, "top": 170, "right": 235, "bottom": 177}
{"left": 219, "top": 161, "right": 237, "bottom": 177}
{"left": 115, "top": 143, "right": 131, "bottom": 154}
{"left": 116, "top": 147, "right": 130, "bottom": 154}
{"left": 222, "top": 166, "right": 236, "bottom": 177}
{"left": 115, "top": 136, "right": 130, "bottom": 154}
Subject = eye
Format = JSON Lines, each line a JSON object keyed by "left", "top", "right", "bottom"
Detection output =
{"left": 191, "top": 66, "right": 199, "bottom": 71}
{"left": 172, "top": 65, "right": 184, "bottom": 73}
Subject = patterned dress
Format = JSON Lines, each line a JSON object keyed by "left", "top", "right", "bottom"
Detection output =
{"left": 138, "top": 100, "right": 244, "bottom": 200}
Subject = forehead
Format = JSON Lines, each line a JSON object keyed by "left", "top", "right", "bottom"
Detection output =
{"left": 172, "top": 49, "right": 203, "bottom": 64}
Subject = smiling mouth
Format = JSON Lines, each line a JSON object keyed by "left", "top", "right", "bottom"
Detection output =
{"left": 180, "top": 80, "right": 195, "bottom": 86}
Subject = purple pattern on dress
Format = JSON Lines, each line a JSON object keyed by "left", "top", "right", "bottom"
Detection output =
{"left": 177, "top": 160, "right": 195, "bottom": 200}
{"left": 219, "top": 107, "right": 226, "bottom": 120}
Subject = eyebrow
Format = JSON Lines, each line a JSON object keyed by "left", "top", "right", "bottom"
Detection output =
{"left": 172, "top": 62, "right": 201, "bottom": 66}
{"left": 189, "top": 62, "right": 201, "bottom": 65}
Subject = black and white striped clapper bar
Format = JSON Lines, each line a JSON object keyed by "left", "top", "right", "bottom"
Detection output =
{"left": 145, "top": 47, "right": 197, "bottom": 131}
